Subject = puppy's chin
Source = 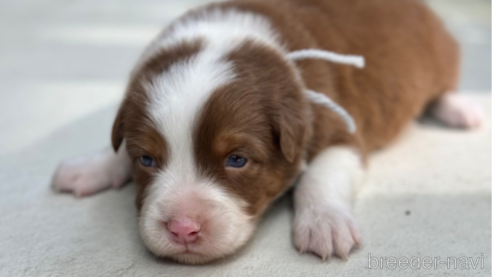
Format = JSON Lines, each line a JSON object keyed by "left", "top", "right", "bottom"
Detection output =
{"left": 137, "top": 181, "right": 257, "bottom": 264}
{"left": 170, "top": 252, "right": 226, "bottom": 265}
{"left": 139, "top": 218, "right": 256, "bottom": 264}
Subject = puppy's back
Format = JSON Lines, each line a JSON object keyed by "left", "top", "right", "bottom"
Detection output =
{"left": 228, "top": 0, "right": 459, "bottom": 153}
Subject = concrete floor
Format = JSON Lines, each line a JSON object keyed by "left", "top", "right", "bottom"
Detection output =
{"left": 0, "top": 0, "right": 490, "bottom": 276}
{"left": 426, "top": 0, "right": 491, "bottom": 91}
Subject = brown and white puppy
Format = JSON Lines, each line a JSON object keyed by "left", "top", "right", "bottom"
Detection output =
{"left": 52, "top": 0, "right": 484, "bottom": 264}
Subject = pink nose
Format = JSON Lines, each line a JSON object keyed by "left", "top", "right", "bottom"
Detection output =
{"left": 167, "top": 219, "right": 201, "bottom": 244}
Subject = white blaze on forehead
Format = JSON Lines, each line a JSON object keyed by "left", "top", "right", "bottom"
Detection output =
{"left": 144, "top": 8, "right": 282, "bottom": 182}
{"left": 135, "top": 8, "right": 283, "bottom": 73}
{"left": 145, "top": 49, "right": 234, "bottom": 179}
{"left": 138, "top": 8, "right": 282, "bottom": 262}
{"left": 159, "top": 8, "right": 281, "bottom": 50}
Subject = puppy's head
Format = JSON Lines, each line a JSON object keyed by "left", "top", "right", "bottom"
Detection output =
{"left": 111, "top": 40, "right": 310, "bottom": 264}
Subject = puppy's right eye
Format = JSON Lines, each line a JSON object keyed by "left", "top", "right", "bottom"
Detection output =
{"left": 226, "top": 155, "right": 248, "bottom": 168}
{"left": 140, "top": 156, "right": 155, "bottom": 167}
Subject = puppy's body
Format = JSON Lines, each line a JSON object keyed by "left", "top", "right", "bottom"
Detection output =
{"left": 221, "top": 0, "right": 460, "bottom": 159}
{"left": 52, "top": 0, "right": 482, "bottom": 264}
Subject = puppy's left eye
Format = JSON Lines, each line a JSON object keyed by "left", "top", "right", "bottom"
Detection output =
{"left": 226, "top": 155, "right": 248, "bottom": 168}
{"left": 140, "top": 155, "right": 156, "bottom": 167}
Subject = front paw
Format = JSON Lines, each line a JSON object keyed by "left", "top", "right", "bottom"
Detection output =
{"left": 293, "top": 205, "right": 361, "bottom": 260}
{"left": 52, "top": 150, "right": 122, "bottom": 197}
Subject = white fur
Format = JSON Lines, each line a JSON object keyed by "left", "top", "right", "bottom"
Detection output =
{"left": 52, "top": 143, "right": 131, "bottom": 197}
{"left": 134, "top": 8, "right": 283, "bottom": 76}
{"left": 430, "top": 93, "right": 485, "bottom": 128}
{"left": 138, "top": 8, "right": 281, "bottom": 263}
{"left": 160, "top": 8, "right": 281, "bottom": 50}
{"left": 293, "top": 146, "right": 363, "bottom": 260}
{"left": 139, "top": 175, "right": 255, "bottom": 264}
{"left": 140, "top": 54, "right": 251, "bottom": 262}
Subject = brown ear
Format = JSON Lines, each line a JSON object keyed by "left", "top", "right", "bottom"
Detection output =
{"left": 277, "top": 90, "right": 310, "bottom": 163}
{"left": 111, "top": 102, "right": 126, "bottom": 152}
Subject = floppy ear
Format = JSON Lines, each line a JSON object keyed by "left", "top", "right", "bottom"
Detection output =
{"left": 277, "top": 89, "right": 310, "bottom": 163}
{"left": 111, "top": 101, "right": 126, "bottom": 152}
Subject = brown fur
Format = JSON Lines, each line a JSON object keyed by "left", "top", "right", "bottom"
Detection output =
{"left": 111, "top": 0, "right": 459, "bottom": 216}
{"left": 112, "top": 40, "right": 203, "bottom": 210}
{"left": 194, "top": 40, "right": 310, "bottom": 215}
{"left": 221, "top": 0, "right": 459, "bottom": 159}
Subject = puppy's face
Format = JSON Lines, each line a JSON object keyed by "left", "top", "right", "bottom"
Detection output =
{"left": 112, "top": 41, "right": 310, "bottom": 264}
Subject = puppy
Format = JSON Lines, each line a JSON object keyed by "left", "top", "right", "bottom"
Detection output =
{"left": 52, "top": 0, "right": 484, "bottom": 264}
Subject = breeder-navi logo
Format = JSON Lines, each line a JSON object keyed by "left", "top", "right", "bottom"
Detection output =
{"left": 368, "top": 253, "right": 485, "bottom": 270}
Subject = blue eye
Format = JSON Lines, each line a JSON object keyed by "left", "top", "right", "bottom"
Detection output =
{"left": 140, "top": 156, "right": 155, "bottom": 167}
{"left": 226, "top": 155, "right": 248, "bottom": 168}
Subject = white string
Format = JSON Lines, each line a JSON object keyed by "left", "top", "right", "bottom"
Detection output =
{"left": 287, "top": 49, "right": 365, "bottom": 134}
{"left": 306, "top": 89, "right": 356, "bottom": 134}
{"left": 287, "top": 49, "right": 365, "bottom": 68}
